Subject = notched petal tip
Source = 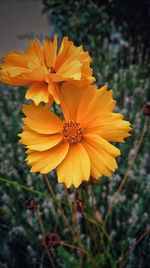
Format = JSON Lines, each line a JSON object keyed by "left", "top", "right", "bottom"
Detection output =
{"left": 17, "top": 133, "right": 22, "bottom": 138}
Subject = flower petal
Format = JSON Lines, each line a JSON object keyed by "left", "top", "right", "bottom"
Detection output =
{"left": 25, "top": 66, "right": 47, "bottom": 82}
{"left": 82, "top": 134, "right": 120, "bottom": 179}
{"left": 3, "top": 66, "right": 29, "bottom": 77}
{"left": 55, "top": 36, "right": 92, "bottom": 81}
{"left": 43, "top": 36, "right": 57, "bottom": 68}
{"left": 76, "top": 85, "right": 98, "bottom": 122}
{"left": 55, "top": 37, "right": 72, "bottom": 69}
{"left": 25, "top": 82, "right": 50, "bottom": 105}
{"left": 0, "top": 67, "right": 37, "bottom": 86}
{"left": 81, "top": 62, "right": 95, "bottom": 83}
{"left": 77, "top": 85, "right": 116, "bottom": 124}
{"left": 19, "top": 127, "right": 63, "bottom": 151}
{"left": 48, "top": 82, "right": 60, "bottom": 104}
{"left": 26, "top": 142, "right": 69, "bottom": 174}
{"left": 59, "top": 82, "right": 87, "bottom": 121}
{"left": 57, "top": 142, "right": 90, "bottom": 188}
{"left": 56, "top": 37, "right": 90, "bottom": 69}
{"left": 0, "top": 69, "right": 32, "bottom": 86}
{"left": 22, "top": 103, "right": 63, "bottom": 134}
{"left": 86, "top": 113, "right": 132, "bottom": 142}
{"left": 25, "top": 39, "right": 45, "bottom": 67}
{"left": 2, "top": 51, "right": 27, "bottom": 67}
{"left": 57, "top": 59, "right": 82, "bottom": 80}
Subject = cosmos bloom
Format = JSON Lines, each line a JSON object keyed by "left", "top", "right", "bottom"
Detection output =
{"left": 0, "top": 36, "right": 95, "bottom": 105}
{"left": 19, "top": 82, "right": 131, "bottom": 188}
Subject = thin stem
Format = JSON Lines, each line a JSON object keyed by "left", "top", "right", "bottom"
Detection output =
{"left": 0, "top": 262, "right": 9, "bottom": 268}
{"left": 65, "top": 188, "right": 86, "bottom": 268}
{"left": 119, "top": 228, "right": 150, "bottom": 268}
{"left": 104, "top": 116, "right": 149, "bottom": 225}
{"left": 84, "top": 212, "right": 116, "bottom": 259}
{"left": 0, "top": 177, "right": 50, "bottom": 198}
{"left": 44, "top": 175, "right": 77, "bottom": 241}
{"left": 61, "top": 242, "right": 99, "bottom": 268}
{"left": 116, "top": 117, "right": 148, "bottom": 194}
{"left": 65, "top": 188, "right": 74, "bottom": 219}
{"left": 35, "top": 207, "right": 56, "bottom": 268}
{"left": 53, "top": 102, "right": 57, "bottom": 115}
{"left": 65, "top": 189, "right": 82, "bottom": 243}
{"left": 43, "top": 175, "right": 68, "bottom": 206}
{"left": 89, "top": 185, "right": 96, "bottom": 211}
{"left": 44, "top": 175, "right": 55, "bottom": 198}
{"left": 72, "top": 196, "right": 83, "bottom": 265}
{"left": 39, "top": 250, "right": 46, "bottom": 268}
{"left": 35, "top": 208, "right": 45, "bottom": 236}
{"left": 0, "top": 177, "right": 67, "bottom": 207}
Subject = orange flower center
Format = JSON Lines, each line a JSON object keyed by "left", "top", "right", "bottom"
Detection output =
{"left": 48, "top": 66, "right": 56, "bottom": 74}
{"left": 62, "top": 121, "right": 85, "bottom": 144}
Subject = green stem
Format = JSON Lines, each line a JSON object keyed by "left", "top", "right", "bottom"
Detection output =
{"left": 53, "top": 102, "right": 57, "bottom": 115}
{"left": 44, "top": 175, "right": 77, "bottom": 241}
{"left": 61, "top": 242, "right": 99, "bottom": 268}
{"left": 35, "top": 207, "right": 56, "bottom": 268}
{"left": 0, "top": 177, "right": 49, "bottom": 198}
{"left": 119, "top": 228, "right": 150, "bottom": 268}
{"left": 0, "top": 176, "right": 67, "bottom": 206}
{"left": 104, "top": 116, "right": 149, "bottom": 225}
{"left": 84, "top": 213, "right": 116, "bottom": 259}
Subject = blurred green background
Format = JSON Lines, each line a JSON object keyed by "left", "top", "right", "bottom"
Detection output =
{"left": 0, "top": 1, "right": 150, "bottom": 267}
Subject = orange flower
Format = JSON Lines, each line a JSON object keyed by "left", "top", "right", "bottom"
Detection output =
{"left": 19, "top": 82, "right": 131, "bottom": 188}
{"left": 0, "top": 36, "right": 95, "bottom": 105}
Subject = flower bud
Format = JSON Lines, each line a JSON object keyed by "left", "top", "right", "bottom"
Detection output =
{"left": 143, "top": 102, "right": 150, "bottom": 116}
{"left": 25, "top": 198, "right": 39, "bottom": 210}
{"left": 42, "top": 233, "right": 61, "bottom": 249}
{"left": 74, "top": 199, "right": 87, "bottom": 213}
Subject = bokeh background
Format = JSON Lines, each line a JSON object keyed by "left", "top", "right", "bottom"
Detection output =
{"left": 0, "top": 0, "right": 150, "bottom": 267}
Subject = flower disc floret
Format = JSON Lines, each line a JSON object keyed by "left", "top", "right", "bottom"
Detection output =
{"left": 62, "top": 121, "right": 85, "bottom": 144}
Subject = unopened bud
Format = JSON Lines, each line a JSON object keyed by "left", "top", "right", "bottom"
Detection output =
{"left": 25, "top": 198, "right": 39, "bottom": 210}
{"left": 42, "top": 233, "right": 61, "bottom": 249}
{"left": 74, "top": 199, "right": 87, "bottom": 213}
{"left": 83, "top": 176, "right": 99, "bottom": 185}
{"left": 143, "top": 102, "right": 150, "bottom": 116}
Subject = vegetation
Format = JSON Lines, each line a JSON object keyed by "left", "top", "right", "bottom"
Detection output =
{"left": 0, "top": 0, "right": 150, "bottom": 267}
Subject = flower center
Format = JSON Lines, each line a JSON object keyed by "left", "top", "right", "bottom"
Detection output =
{"left": 62, "top": 121, "right": 85, "bottom": 144}
{"left": 49, "top": 66, "right": 56, "bottom": 74}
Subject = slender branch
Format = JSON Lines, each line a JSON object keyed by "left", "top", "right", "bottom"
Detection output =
{"left": 116, "top": 117, "right": 148, "bottom": 195}
{"left": 65, "top": 187, "right": 85, "bottom": 268}
{"left": 39, "top": 250, "right": 46, "bottom": 268}
{"left": 0, "top": 262, "right": 9, "bottom": 268}
{"left": 44, "top": 175, "right": 77, "bottom": 241}
{"left": 84, "top": 212, "right": 116, "bottom": 259}
{"left": 71, "top": 194, "right": 83, "bottom": 265}
{"left": 0, "top": 177, "right": 50, "bottom": 198}
{"left": 89, "top": 185, "right": 97, "bottom": 211}
{"left": 104, "top": 116, "right": 149, "bottom": 225}
{"left": 61, "top": 242, "right": 99, "bottom": 268}
{"left": 65, "top": 188, "right": 74, "bottom": 219}
{"left": 35, "top": 208, "right": 45, "bottom": 236}
{"left": 119, "top": 228, "right": 150, "bottom": 268}
{"left": 66, "top": 188, "right": 82, "bottom": 244}
{"left": 0, "top": 176, "right": 67, "bottom": 206}
{"left": 53, "top": 102, "right": 58, "bottom": 115}
{"left": 44, "top": 175, "right": 55, "bottom": 198}
{"left": 35, "top": 207, "right": 56, "bottom": 268}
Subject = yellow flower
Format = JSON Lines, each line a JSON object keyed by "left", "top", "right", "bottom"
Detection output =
{"left": 19, "top": 82, "right": 131, "bottom": 188}
{"left": 0, "top": 36, "right": 95, "bottom": 105}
